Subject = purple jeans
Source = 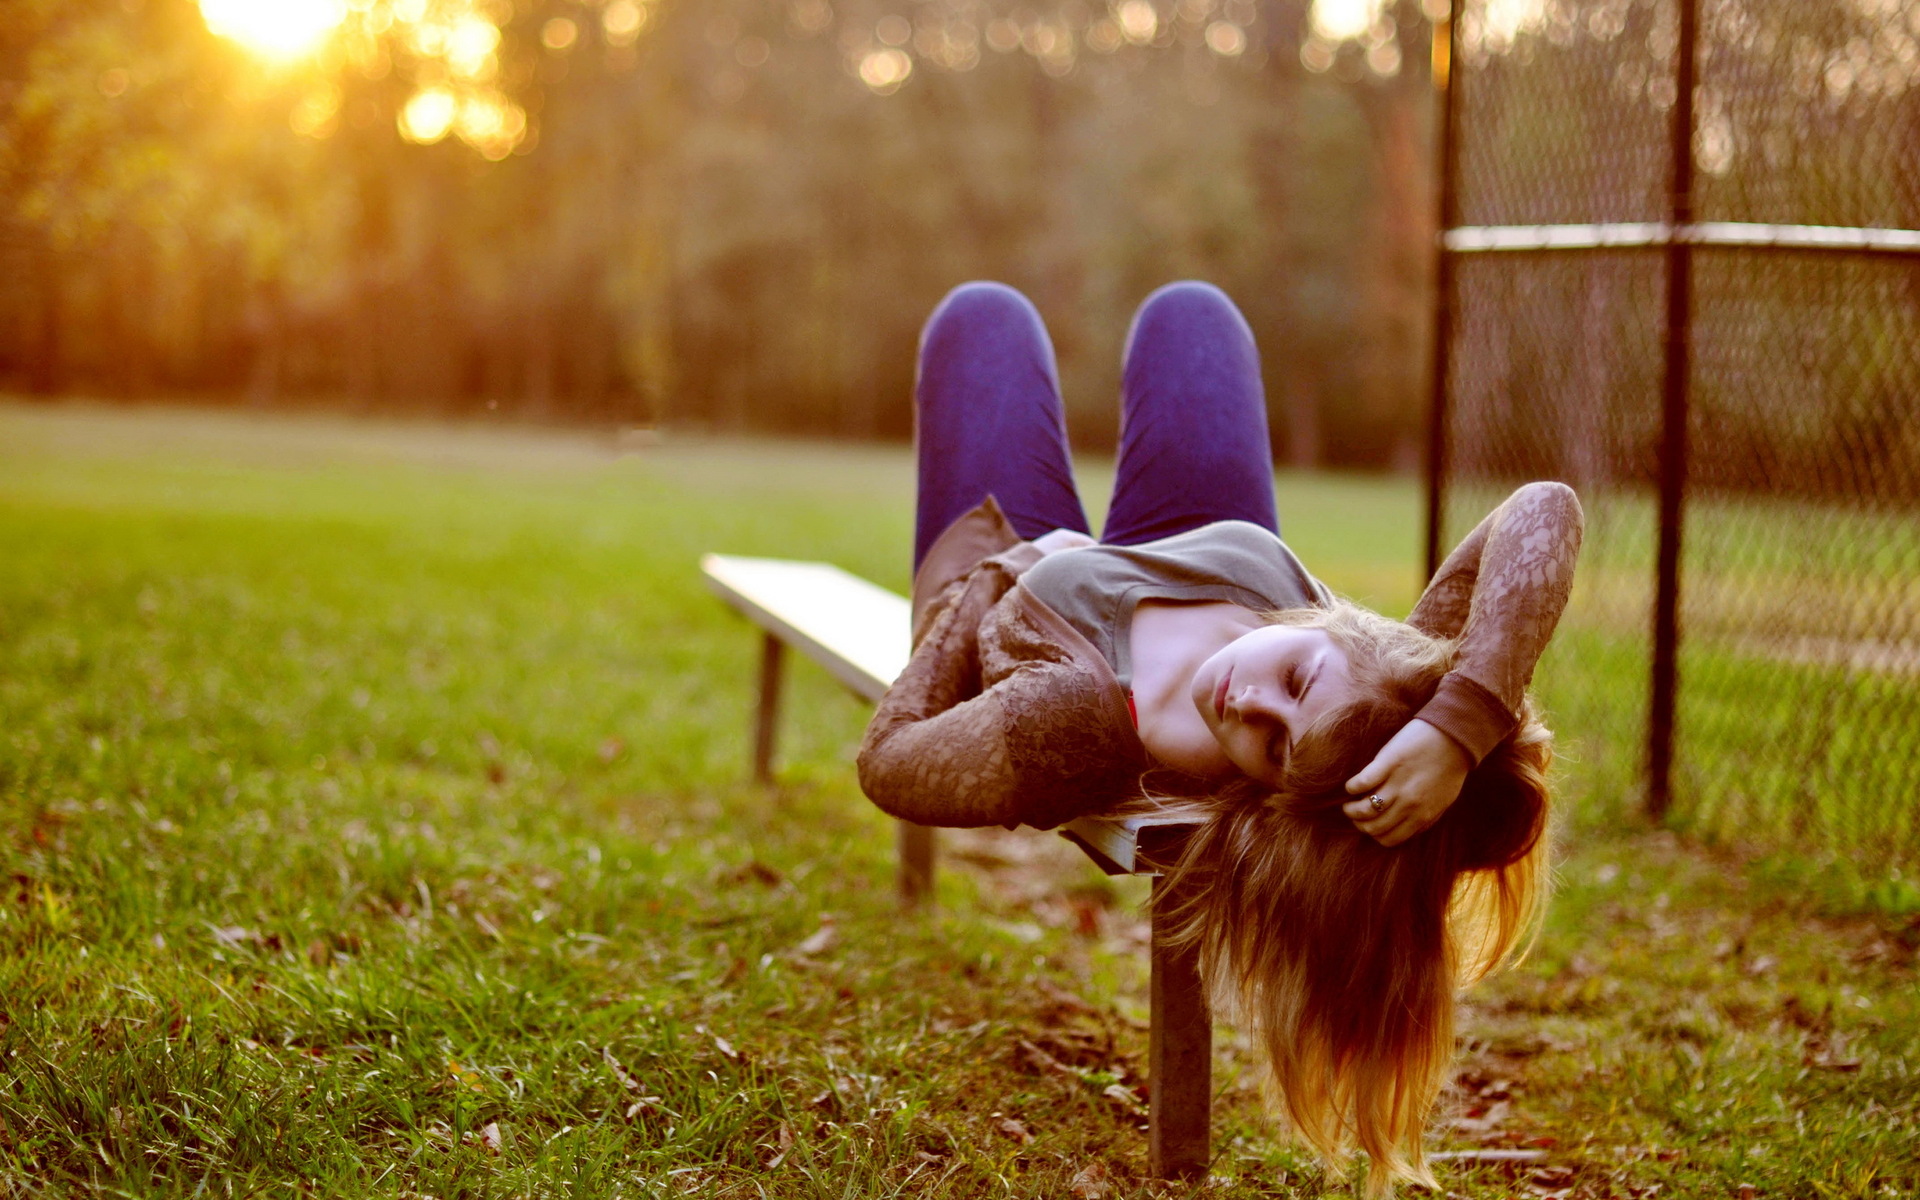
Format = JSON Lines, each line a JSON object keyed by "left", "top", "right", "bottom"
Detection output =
{"left": 913, "top": 281, "right": 1278, "bottom": 569}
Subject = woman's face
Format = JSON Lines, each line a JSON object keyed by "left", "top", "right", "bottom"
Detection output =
{"left": 1189, "top": 624, "right": 1355, "bottom": 788}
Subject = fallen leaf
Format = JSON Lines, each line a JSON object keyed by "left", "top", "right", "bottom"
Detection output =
{"left": 1016, "top": 1039, "right": 1072, "bottom": 1077}
{"left": 765, "top": 1120, "right": 794, "bottom": 1168}
{"left": 1451, "top": 1099, "right": 1512, "bottom": 1136}
{"left": 1102, "top": 1083, "right": 1146, "bottom": 1117}
{"left": 1072, "top": 900, "right": 1102, "bottom": 938}
{"left": 603, "top": 1047, "right": 640, "bottom": 1091}
{"left": 1743, "top": 954, "right": 1777, "bottom": 976}
{"left": 1737, "top": 1186, "right": 1757, "bottom": 1200}
{"left": 1802, "top": 1030, "right": 1861, "bottom": 1072}
{"left": 1069, "top": 1161, "right": 1112, "bottom": 1199}
{"left": 480, "top": 1122, "right": 501, "bottom": 1154}
{"left": 211, "top": 925, "right": 254, "bottom": 948}
{"left": 996, "top": 1116, "right": 1035, "bottom": 1145}
{"left": 795, "top": 921, "right": 838, "bottom": 957}
{"left": 624, "top": 1097, "right": 662, "bottom": 1119}
{"left": 306, "top": 939, "right": 329, "bottom": 967}
{"left": 724, "top": 860, "right": 783, "bottom": 886}
{"left": 1851, "top": 939, "right": 1890, "bottom": 964}
{"left": 447, "top": 1060, "right": 487, "bottom": 1093}
{"left": 713, "top": 1034, "right": 739, "bottom": 1061}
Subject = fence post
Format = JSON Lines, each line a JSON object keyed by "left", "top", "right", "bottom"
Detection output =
{"left": 1424, "top": 1, "right": 1461, "bottom": 581}
{"left": 1648, "top": 0, "right": 1699, "bottom": 820}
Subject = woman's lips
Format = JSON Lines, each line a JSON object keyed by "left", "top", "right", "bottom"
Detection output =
{"left": 1214, "top": 667, "right": 1231, "bottom": 721}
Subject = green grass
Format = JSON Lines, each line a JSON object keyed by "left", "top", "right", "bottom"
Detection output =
{"left": 1, "top": 402, "right": 1915, "bottom": 1197}
{"left": 1444, "top": 482, "right": 1920, "bottom": 908}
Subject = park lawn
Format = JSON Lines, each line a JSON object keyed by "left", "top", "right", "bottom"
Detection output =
{"left": 0, "top": 402, "right": 1913, "bottom": 1198}
{"left": 1444, "top": 481, "right": 1920, "bottom": 908}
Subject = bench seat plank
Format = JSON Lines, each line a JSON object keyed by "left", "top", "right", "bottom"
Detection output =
{"left": 701, "top": 554, "right": 910, "bottom": 703}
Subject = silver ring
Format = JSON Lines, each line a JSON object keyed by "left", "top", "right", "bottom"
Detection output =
{"left": 1368, "top": 794, "right": 1386, "bottom": 816}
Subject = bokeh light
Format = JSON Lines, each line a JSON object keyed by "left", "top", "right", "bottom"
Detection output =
{"left": 399, "top": 86, "right": 457, "bottom": 143}
{"left": 604, "top": 1, "right": 647, "bottom": 47}
{"left": 444, "top": 16, "right": 501, "bottom": 78}
{"left": 200, "top": 0, "right": 348, "bottom": 62}
{"left": 875, "top": 15, "right": 912, "bottom": 47}
{"left": 1117, "top": 0, "right": 1158, "bottom": 44}
{"left": 289, "top": 82, "right": 343, "bottom": 137}
{"left": 1309, "top": 0, "right": 1384, "bottom": 42}
{"left": 859, "top": 47, "right": 913, "bottom": 93}
{"left": 1204, "top": 20, "right": 1246, "bottom": 56}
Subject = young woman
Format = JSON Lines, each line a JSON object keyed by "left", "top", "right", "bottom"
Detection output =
{"left": 857, "top": 281, "right": 1583, "bottom": 1193}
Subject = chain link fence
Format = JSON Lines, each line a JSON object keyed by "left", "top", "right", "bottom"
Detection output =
{"left": 1429, "top": 0, "right": 1920, "bottom": 905}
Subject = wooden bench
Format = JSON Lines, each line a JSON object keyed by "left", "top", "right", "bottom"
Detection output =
{"left": 701, "top": 553, "right": 1211, "bottom": 1180}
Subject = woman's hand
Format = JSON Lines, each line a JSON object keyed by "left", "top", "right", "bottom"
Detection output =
{"left": 1031, "top": 528, "right": 1096, "bottom": 556}
{"left": 1342, "top": 719, "right": 1473, "bottom": 846}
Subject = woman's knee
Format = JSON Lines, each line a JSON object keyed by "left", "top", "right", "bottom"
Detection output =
{"left": 1125, "top": 280, "right": 1254, "bottom": 353}
{"left": 920, "top": 281, "right": 1044, "bottom": 353}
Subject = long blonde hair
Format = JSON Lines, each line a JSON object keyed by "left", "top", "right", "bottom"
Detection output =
{"left": 1153, "top": 600, "right": 1552, "bottom": 1195}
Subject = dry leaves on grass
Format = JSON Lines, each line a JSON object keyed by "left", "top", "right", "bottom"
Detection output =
{"left": 603, "top": 1046, "right": 641, "bottom": 1091}
{"left": 1101, "top": 1083, "right": 1146, "bottom": 1117}
{"left": 1447, "top": 1070, "right": 1521, "bottom": 1140}
{"left": 1802, "top": 1029, "right": 1862, "bottom": 1072}
{"left": 794, "top": 919, "right": 839, "bottom": 958}
{"left": 1069, "top": 1161, "right": 1112, "bottom": 1198}
{"left": 721, "top": 860, "right": 783, "bottom": 887}
{"left": 446, "top": 1060, "right": 488, "bottom": 1094}
{"left": 763, "top": 1120, "right": 795, "bottom": 1168}
{"left": 995, "top": 1116, "right": 1035, "bottom": 1145}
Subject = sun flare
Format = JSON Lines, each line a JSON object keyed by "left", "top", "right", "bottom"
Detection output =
{"left": 200, "top": 0, "right": 348, "bottom": 62}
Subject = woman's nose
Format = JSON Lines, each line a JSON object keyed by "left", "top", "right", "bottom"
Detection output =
{"left": 1232, "top": 684, "right": 1282, "bottom": 722}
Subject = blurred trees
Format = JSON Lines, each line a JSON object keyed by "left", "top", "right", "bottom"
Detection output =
{"left": 0, "top": 0, "right": 1447, "bottom": 464}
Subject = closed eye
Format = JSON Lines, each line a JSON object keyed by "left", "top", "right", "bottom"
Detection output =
{"left": 1266, "top": 729, "right": 1287, "bottom": 769}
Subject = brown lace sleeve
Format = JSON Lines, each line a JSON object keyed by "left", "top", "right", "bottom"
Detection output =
{"left": 1407, "top": 481, "right": 1584, "bottom": 762}
{"left": 858, "top": 553, "right": 1032, "bottom": 827}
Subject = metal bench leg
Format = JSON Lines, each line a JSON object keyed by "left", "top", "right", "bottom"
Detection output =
{"left": 1149, "top": 875, "right": 1210, "bottom": 1180}
{"left": 753, "top": 633, "right": 785, "bottom": 783}
{"left": 897, "top": 822, "right": 935, "bottom": 909}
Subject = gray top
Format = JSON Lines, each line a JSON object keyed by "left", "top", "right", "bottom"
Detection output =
{"left": 1020, "top": 520, "right": 1332, "bottom": 687}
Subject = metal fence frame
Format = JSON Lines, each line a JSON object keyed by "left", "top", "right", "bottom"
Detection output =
{"left": 1423, "top": 0, "right": 1920, "bottom": 819}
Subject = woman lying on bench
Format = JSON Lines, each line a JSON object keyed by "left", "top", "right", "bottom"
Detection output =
{"left": 856, "top": 281, "right": 1583, "bottom": 1195}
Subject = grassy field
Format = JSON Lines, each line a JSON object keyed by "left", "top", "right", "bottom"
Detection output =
{"left": 0, "top": 402, "right": 1914, "bottom": 1197}
{"left": 1443, "top": 482, "right": 1920, "bottom": 908}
